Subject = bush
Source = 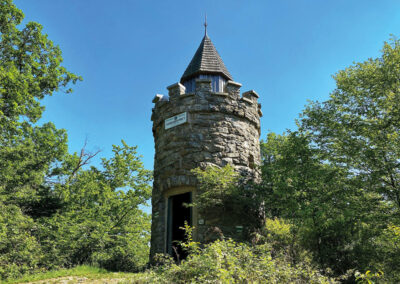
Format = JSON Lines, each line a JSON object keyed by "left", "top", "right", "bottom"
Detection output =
{"left": 145, "top": 219, "right": 335, "bottom": 283}
{"left": 148, "top": 239, "right": 333, "bottom": 283}
{"left": 0, "top": 201, "right": 43, "bottom": 280}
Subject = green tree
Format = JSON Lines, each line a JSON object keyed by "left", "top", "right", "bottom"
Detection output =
{"left": 300, "top": 37, "right": 400, "bottom": 213}
{"left": 192, "top": 165, "right": 238, "bottom": 211}
{"left": 192, "top": 165, "right": 263, "bottom": 240}
{"left": 0, "top": 0, "right": 81, "bottom": 213}
{"left": 0, "top": 0, "right": 152, "bottom": 279}
{"left": 296, "top": 37, "right": 400, "bottom": 280}
{"left": 0, "top": 198, "right": 43, "bottom": 279}
{"left": 260, "top": 132, "right": 387, "bottom": 278}
{"left": 0, "top": 0, "right": 80, "bottom": 278}
{"left": 39, "top": 141, "right": 152, "bottom": 271}
{"left": 372, "top": 224, "right": 400, "bottom": 282}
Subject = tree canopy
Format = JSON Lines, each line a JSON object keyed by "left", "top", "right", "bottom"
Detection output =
{"left": 0, "top": 0, "right": 152, "bottom": 280}
{"left": 301, "top": 38, "right": 400, "bottom": 212}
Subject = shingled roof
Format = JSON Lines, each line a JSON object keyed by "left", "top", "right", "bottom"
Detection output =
{"left": 180, "top": 35, "right": 233, "bottom": 82}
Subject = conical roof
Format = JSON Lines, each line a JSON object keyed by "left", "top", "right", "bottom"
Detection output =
{"left": 180, "top": 35, "right": 233, "bottom": 82}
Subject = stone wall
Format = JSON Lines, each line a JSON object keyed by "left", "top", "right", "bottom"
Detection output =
{"left": 150, "top": 78, "right": 262, "bottom": 258}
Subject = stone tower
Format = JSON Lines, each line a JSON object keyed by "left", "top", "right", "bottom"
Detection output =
{"left": 150, "top": 30, "right": 262, "bottom": 260}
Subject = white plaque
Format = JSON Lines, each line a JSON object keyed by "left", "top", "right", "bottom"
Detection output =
{"left": 165, "top": 112, "right": 187, "bottom": 129}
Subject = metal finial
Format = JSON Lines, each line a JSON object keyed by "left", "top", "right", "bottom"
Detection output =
{"left": 204, "top": 14, "right": 208, "bottom": 36}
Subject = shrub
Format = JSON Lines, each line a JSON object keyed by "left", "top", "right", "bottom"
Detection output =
{"left": 146, "top": 220, "right": 335, "bottom": 283}
{"left": 0, "top": 202, "right": 43, "bottom": 280}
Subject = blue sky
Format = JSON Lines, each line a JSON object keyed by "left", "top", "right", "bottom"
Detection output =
{"left": 14, "top": 0, "right": 400, "bottom": 171}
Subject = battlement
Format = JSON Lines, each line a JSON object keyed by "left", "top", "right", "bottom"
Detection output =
{"left": 153, "top": 79, "right": 261, "bottom": 104}
{"left": 167, "top": 82, "right": 186, "bottom": 99}
{"left": 152, "top": 80, "right": 262, "bottom": 131}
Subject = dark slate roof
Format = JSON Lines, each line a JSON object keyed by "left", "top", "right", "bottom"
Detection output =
{"left": 180, "top": 35, "right": 233, "bottom": 82}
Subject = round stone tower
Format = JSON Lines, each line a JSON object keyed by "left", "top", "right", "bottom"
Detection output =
{"left": 150, "top": 31, "right": 262, "bottom": 259}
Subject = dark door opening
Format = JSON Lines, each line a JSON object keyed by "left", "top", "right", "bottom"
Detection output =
{"left": 166, "top": 192, "right": 192, "bottom": 261}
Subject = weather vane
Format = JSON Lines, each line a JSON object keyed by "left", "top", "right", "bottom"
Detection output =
{"left": 204, "top": 14, "right": 208, "bottom": 36}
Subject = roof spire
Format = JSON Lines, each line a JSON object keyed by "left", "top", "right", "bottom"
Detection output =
{"left": 180, "top": 28, "right": 233, "bottom": 83}
{"left": 204, "top": 14, "right": 208, "bottom": 36}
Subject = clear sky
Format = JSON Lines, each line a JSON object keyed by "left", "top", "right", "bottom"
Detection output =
{"left": 14, "top": 0, "right": 400, "bottom": 171}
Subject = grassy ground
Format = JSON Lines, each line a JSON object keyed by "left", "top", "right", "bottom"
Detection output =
{"left": 4, "top": 265, "right": 147, "bottom": 283}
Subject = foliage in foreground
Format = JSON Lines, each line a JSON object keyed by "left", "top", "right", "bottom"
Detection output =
{"left": 297, "top": 36, "right": 400, "bottom": 282}
{"left": 146, "top": 219, "right": 334, "bottom": 284}
{"left": 0, "top": 141, "right": 152, "bottom": 280}
{"left": 7, "top": 220, "right": 335, "bottom": 284}
{"left": 192, "top": 138, "right": 400, "bottom": 283}
{"left": 0, "top": 0, "right": 152, "bottom": 280}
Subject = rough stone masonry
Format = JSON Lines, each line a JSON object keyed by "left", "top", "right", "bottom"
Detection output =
{"left": 150, "top": 77, "right": 262, "bottom": 258}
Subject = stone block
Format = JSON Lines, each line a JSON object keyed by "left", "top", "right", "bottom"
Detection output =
{"left": 167, "top": 82, "right": 186, "bottom": 98}
{"left": 242, "top": 90, "right": 259, "bottom": 101}
{"left": 225, "top": 80, "right": 242, "bottom": 98}
{"left": 152, "top": 94, "right": 163, "bottom": 103}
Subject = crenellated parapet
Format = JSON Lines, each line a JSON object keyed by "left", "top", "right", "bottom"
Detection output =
{"left": 152, "top": 79, "right": 262, "bottom": 136}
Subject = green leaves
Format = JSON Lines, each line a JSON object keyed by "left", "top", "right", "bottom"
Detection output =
{"left": 149, "top": 236, "right": 332, "bottom": 283}
{"left": 0, "top": 201, "right": 43, "bottom": 279}
{"left": 0, "top": 1, "right": 151, "bottom": 279}
{"left": 259, "top": 131, "right": 389, "bottom": 278}
{"left": 191, "top": 164, "right": 238, "bottom": 209}
{"left": 0, "top": 0, "right": 81, "bottom": 134}
{"left": 37, "top": 141, "right": 152, "bottom": 271}
{"left": 301, "top": 38, "right": 400, "bottom": 212}
{"left": 102, "top": 140, "right": 152, "bottom": 197}
{"left": 0, "top": 0, "right": 79, "bottom": 211}
{"left": 265, "top": 37, "right": 400, "bottom": 280}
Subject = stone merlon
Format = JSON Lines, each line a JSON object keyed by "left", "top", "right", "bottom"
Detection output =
{"left": 167, "top": 82, "right": 186, "bottom": 98}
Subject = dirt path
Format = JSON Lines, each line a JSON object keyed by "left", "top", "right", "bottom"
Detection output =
{"left": 25, "top": 277, "right": 131, "bottom": 284}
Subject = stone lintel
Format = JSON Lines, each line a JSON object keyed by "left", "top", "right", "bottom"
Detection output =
{"left": 179, "top": 93, "right": 195, "bottom": 99}
{"left": 167, "top": 82, "right": 186, "bottom": 97}
{"left": 196, "top": 78, "right": 212, "bottom": 83}
{"left": 211, "top": 92, "right": 229, "bottom": 97}
{"left": 162, "top": 175, "right": 197, "bottom": 193}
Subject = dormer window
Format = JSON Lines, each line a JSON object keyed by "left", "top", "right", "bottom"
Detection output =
{"left": 183, "top": 74, "right": 226, "bottom": 93}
